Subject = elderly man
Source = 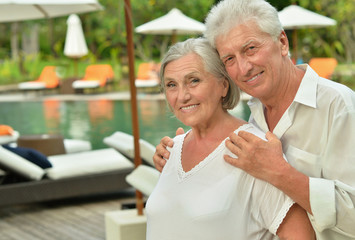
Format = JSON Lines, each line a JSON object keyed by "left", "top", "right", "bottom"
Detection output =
{"left": 153, "top": 0, "right": 355, "bottom": 239}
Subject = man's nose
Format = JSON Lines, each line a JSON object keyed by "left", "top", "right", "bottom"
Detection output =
{"left": 236, "top": 55, "right": 252, "bottom": 76}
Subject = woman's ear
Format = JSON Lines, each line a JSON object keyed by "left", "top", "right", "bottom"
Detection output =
{"left": 222, "top": 78, "right": 229, "bottom": 97}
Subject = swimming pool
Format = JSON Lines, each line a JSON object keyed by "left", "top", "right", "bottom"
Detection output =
{"left": 0, "top": 99, "right": 250, "bottom": 150}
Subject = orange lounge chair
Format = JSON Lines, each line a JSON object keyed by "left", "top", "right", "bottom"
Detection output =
{"left": 18, "top": 66, "right": 60, "bottom": 90}
{"left": 135, "top": 62, "right": 160, "bottom": 88}
{"left": 309, "top": 58, "right": 338, "bottom": 79}
{"left": 72, "top": 64, "right": 114, "bottom": 91}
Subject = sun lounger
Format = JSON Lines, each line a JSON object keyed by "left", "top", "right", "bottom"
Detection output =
{"left": 0, "top": 146, "right": 134, "bottom": 207}
{"left": 103, "top": 131, "right": 155, "bottom": 166}
{"left": 103, "top": 131, "right": 160, "bottom": 196}
{"left": 0, "top": 125, "right": 19, "bottom": 145}
{"left": 18, "top": 66, "right": 60, "bottom": 91}
{"left": 72, "top": 64, "right": 114, "bottom": 92}
{"left": 135, "top": 62, "right": 160, "bottom": 91}
{"left": 0, "top": 127, "right": 92, "bottom": 155}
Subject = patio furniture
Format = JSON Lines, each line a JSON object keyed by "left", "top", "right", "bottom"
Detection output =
{"left": 309, "top": 57, "right": 338, "bottom": 79}
{"left": 0, "top": 146, "right": 134, "bottom": 207}
{"left": 72, "top": 64, "right": 114, "bottom": 93}
{"left": 104, "top": 131, "right": 160, "bottom": 196}
{"left": 17, "top": 134, "right": 66, "bottom": 156}
{"left": 135, "top": 62, "right": 160, "bottom": 91}
{"left": 18, "top": 66, "right": 60, "bottom": 91}
{"left": 16, "top": 134, "right": 92, "bottom": 156}
{"left": 0, "top": 125, "right": 19, "bottom": 145}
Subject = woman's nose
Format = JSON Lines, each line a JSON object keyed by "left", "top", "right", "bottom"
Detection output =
{"left": 177, "top": 86, "right": 191, "bottom": 101}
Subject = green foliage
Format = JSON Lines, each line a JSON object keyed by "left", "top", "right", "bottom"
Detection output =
{"left": 287, "top": 0, "right": 355, "bottom": 63}
{"left": 0, "top": 0, "right": 354, "bottom": 87}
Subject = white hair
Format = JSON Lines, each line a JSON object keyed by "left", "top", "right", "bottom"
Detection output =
{"left": 204, "top": 0, "right": 283, "bottom": 47}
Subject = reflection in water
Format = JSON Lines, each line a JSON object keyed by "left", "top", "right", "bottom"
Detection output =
{"left": 0, "top": 99, "right": 250, "bottom": 149}
{"left": 43, "top": 99, "right": 61, "bottom": 135}
{"left": 66, "top": 101, "right": 91, "bottom": 141}
{"left": 88, "top": 99, "right": 114, "bottom": 124}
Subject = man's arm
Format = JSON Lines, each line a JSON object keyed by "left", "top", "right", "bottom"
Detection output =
{"left": 225, "top": 127, "right": 355, "bottom": 237}
{"left": 153, "top": 136, "right": 173, "bottom": 172}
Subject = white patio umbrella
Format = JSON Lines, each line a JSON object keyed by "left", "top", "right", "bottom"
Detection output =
{"left": 0, "top": 0, "right": 102, "bottom": 75}
{"left": 278, "top": 5, "right": 336, "bottom": 61}
{"left": 0, "top": 0, "right": 103, "bottom": 23}
{"left": 64, "top": 14, "right": 89, "bottom": 76}
{"left": 135, "top": 8, "right": 206, "bottom": 43}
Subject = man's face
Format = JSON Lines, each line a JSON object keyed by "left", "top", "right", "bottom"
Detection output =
{"left": 215, "top": 21, "right": 288, "bottom": 101}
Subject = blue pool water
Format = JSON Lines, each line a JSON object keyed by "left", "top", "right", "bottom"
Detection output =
{"left": 0, "top": 99, "right": 250, "bottom": 150}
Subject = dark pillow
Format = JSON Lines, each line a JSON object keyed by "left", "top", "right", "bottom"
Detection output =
{"left": 2, "top": 145, "right": 52, "bottom": 169}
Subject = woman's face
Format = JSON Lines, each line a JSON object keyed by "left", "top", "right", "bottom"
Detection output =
{"left": 163, "top": 53, "right": 228, "bottom": 128}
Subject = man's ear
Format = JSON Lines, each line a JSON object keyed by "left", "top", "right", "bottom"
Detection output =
{"left": 279, "top": 31, "right": 289, "bottom": 57}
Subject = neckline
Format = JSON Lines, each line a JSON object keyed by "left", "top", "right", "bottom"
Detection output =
{"left": 176, "top": 123, "right": 251, "bottom": 182}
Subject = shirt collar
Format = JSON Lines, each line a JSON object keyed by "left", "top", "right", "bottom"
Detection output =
{"left": 293, "top": 64, "right": 318, "bottom": 108}
{"left": 248, "top": 64, "right": 318, "bottom": 109}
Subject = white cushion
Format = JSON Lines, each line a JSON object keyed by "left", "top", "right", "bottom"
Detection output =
{"left": 103, "top": 131, "right": 155, "bottom": 166}
{"left": 0, "top": 145, "right": 45, "bottom": 180}
{"left": 63, "top": 139, "right": 92, "bottom": 154}
{"left": 72, "top": 80, "right": 100, "bottom": 89}
{"left": 46, "top": 148, "right": 134, "bottom": 180}
{"left": 18, "top": 82, "right": 46, "bottom": 90}
{"left": 135, "top": 79, "right": 159, "bottom": 88}
{"left": 126, "top": 165, "right": 160, "bottom": 196}
{"left": 0, "top": 131, "right": 19, "bottom": 144}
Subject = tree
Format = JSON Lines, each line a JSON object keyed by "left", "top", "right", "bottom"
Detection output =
{"left": 290, "top": 0, "right": 355, "bottom": 63}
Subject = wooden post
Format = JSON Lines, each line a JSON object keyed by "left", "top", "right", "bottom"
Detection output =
{"left": 123, "top": 0, "right": 144, "bottom": 216}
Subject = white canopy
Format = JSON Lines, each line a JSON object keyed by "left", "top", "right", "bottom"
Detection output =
{"left": 135, "top": 8, "right": 206, "bottom": 35}
{"left": 0, "top": 0, "right": 103, "bottom": 23}
{"left": 279, "top": 5, "right": 336, "bottom": 30}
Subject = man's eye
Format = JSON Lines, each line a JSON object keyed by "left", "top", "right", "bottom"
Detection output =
{"left": 191, "top": 78, "right": 200, "bottom": 83}
{"left": 245, "top": 46, "right": 257, "bottom": 55}
{"left": 166, "top": 82, "right": 176, "bottom": 88}
{"left": 224, "top": 56, "right": 234, "bottom": 65}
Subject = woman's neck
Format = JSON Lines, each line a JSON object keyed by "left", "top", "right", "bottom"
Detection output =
{"left": 181, "top": 113, "right": 246, "bottom": 172}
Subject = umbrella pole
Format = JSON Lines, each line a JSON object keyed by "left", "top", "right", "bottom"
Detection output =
{"left": 73, "top": 58, "right": 78, "bottom": 77}
{"left": 171, "top": 30, "right": 177, "bottom": 44}
{"left": 292, "top": 29, "right": 298, "bottom": 64}
{"left": 124, "top": 0, "right": 144, "bottom": 216}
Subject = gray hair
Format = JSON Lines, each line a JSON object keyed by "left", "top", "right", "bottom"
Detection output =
{"left": 160, "top": 38, "right": 239, "bottom": 111}
{"left": 204, "top": 0, "right": 283, "bottom": 47}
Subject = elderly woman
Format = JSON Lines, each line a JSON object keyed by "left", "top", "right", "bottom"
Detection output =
{"left": 145, "top": 38, "right": 315, "bottom": 240}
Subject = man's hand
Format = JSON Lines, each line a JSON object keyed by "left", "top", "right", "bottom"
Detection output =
{"left": 153, "top": 128, "right": 184, "bottom": 172}
{"left": 224, "top": 131, "right": 288, "bottom": 185}
{"left": 225, "top": 130, "right": 312, "bottom": 214}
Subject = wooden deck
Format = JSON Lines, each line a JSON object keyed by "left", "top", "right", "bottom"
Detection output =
{"left": 0, "top": 190, "right": 141, "bottom": 240}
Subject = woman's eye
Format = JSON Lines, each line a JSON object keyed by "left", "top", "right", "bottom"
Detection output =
{"left": 190, "top": 78, "right": 200, "bottom": 85}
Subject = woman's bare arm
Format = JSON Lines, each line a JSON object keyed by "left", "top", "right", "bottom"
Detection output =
{"left": 277, "top": 204, "right": 315, "bottom": 240}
